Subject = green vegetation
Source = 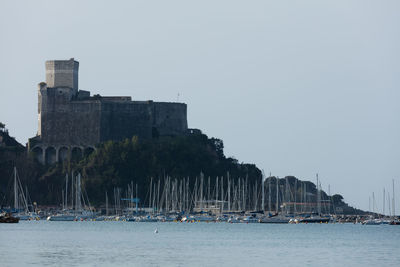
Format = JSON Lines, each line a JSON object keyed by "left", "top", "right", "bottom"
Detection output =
{"left": 63, "top": 134, "right": 260, "bottom": 205}
{"left": 1, "top": 131, "right": 261, "bottom": 206}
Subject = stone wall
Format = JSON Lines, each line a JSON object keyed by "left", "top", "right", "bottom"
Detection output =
{"left": 153, "top": 102, "right": 187, "bottom": 136}
{"left": 100, "top": 100, "right": 153, "bottom": 141}
{"left": 39, "top": 88, "right": 101, "bottom": 146}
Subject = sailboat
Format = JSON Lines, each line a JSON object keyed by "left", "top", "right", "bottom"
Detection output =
{"left": 10, "top": 167, "right": 39, "bottom": 221}
{"left": 298, "top": 174, "right": 330, "bottom": 224}
{"left": 47, "top": 172, "right": 95, "bottom": 221}
{"left": 259, "top": 177, "right": 290, "bottom": 224}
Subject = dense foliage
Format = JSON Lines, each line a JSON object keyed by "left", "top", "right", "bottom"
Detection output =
{"left": 1, "top": 131, "right": 261, "bottom": 206}
{"left": 80, "top": 134, "right": 261, "bottom": 205}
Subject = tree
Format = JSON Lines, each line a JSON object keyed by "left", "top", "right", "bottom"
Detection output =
{"left": 332, "top": 194, "right": 344, "bottom": 205}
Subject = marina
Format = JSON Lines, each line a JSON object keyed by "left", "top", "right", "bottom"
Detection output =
{"left": 2, "top": 169, "right": 399, "bottom": 225}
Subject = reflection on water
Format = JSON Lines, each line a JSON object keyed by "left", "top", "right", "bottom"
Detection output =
{"left": 1, "top": 221, "right": 400, "bottom": 266}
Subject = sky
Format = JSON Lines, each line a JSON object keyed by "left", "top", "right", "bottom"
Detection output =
{"left": 0, "top": 0, "right": 399, "bottom": 213}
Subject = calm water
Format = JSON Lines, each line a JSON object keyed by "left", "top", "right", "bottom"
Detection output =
{"left": 1, "top": 221, "right": 400, "bottom": 266}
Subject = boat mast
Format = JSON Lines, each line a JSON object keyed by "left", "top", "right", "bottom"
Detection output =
{"left": 200, "top": 173, "right": 204, "bottom": 212}
{"left": 268, "top": 173, "right": 271, "bottom": 213}
{"left": 294, "top": 179, "right": 297, "bottom": 215}
{"left": 221, "top": 175, "right": 224, "bottom": 213}
{"left": 157, "top": 179, "right": 161, "bottom": 213}
{"left": 372, "top": 192, "right": 375, "bottom": 214}
{"left": 227, "top": 173, "right": 231, "bottom": 212}
{"left": 304, "top": 183, "right": 307, "bottom": 213}
{"left": 393, "top": 179, "right": 395, "bottom": 216}
{"left": 71, "top": 171, "right": 74, "bottom": 211}
{"left": 65, "top": 173, "right": 68, "bottom": 210}
{"left": 207, "top": 176, "right": 210, "bottom": 210}
{"left": 165, "top": 176, "right": 169, "bottom": 213}
{"left": 136, "top": 183, "right": 138, "bottom": 213}
{"left": 149, "top": 177, "right": 153, "bottom": 213}
{"left": 216, "top": 176, "right": 219, "bottom": 211}
{"left": 276, "top": 176, "right": 279, "bottom": 214}
{"left": 106, "top": 191, "right": 109, "bottom": 216}
{"left": 180, "top": 179, "right": 183, "bottom": 212}
{"left": 328, "top": 184, "right": 331, "bottom": 215}
{"left": 316, "top": 173, "right": 321, "bottom": 215}
{"left": 14, "top": 166, "right": 18, "bottom": 211}
{"left": 239, "top": 181, "right": 241, "bottom": 211}
{"left": 242, "top": 178, "right": 247, "bottom": 211}
{"left": 261, "top": 171, "right": 265, "bottom": 212}
{"left": 383, "top": 188, "right": 385, "bottom": 216}
{"left": 285, "top": 177, "right": 289, "bottom": 215}
{"left": 369, "top": 196, "right": 371, "bottom": 213}
{"left": 75, "top": 173, "right": 81, "bottom": 212}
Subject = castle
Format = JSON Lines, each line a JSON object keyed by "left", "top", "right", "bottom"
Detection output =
{"left": 28, "top": 58, "right": 188, "bottom": 164}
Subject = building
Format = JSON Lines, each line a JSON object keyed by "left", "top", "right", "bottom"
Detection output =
{"left": 28, "top": 58, "right": 188, "bottom": 164}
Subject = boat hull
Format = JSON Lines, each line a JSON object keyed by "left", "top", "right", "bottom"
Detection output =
{"left": 0, "top": 215, "right": 20, "bottom": 223}
{"left": 47, "top": 215, "right": 76, "bottom": 221}
{"left": 259, "top": 217, "right": 290, "bottom": 224}
{"left": 300, "top": 218, "right": 330, "bottom": 224}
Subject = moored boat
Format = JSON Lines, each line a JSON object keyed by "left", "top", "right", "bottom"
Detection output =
{"left": 47, "top": 214, "right": 76, "bottom": 221}
{"left": 0, "top": 213, "right": 20, "bottom": 223}
{"left": 259, "top": 215, "right": 290, "bottom": 224}
{"left": 300, "top": 216, "right": 330, "bottom": 224}
{"left": 242, "top": 216, "right": 259, "bottom": 223}
{"left": 362, "top": 218, "right": 382, "bottom": 225}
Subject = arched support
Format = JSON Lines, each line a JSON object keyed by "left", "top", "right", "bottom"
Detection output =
{"left": 31, "top": 144, "right": 96, "bottom": 165}
{"left": 58, "top": 146, "right": 69, "bottom": 162}
{"left": 45, "top": 146, "right": 57, "bottom": 165}
{"left": 71, "top": 146, "right": 83, "bottom": 162}
{"left": 32, "top": 146, "right": 44, "bottom": 164}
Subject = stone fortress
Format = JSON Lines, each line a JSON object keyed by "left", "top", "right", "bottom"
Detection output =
{"left": 28, "top": 58, "right": 188, "bottom": 164}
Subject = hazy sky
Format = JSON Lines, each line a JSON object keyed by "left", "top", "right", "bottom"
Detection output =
{"left": 1, "top": 0, "right": 399, "bottom": 212}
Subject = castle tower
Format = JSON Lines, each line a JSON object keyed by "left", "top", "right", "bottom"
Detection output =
{"left": 45, "top": 58, "right": 79, "bottom": 92}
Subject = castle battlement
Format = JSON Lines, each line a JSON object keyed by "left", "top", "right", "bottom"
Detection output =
{"left": 45, "top": 58, "right": 79, "bottom": 92}
{"left": 29, "top": 59, "right": 188, "bottom": 165}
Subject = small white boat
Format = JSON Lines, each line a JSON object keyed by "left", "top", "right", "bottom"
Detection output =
{"left": 227, "top": 217, "right": 241, "bottom": 223}
{"left": 242, "top": 216, "right": 259, "bottom": 223}
{"left": 47, "top": 214, "right": 76, "bottom": 221}
{"left": 362, "top": 219, "right": 382, "bottom": 225}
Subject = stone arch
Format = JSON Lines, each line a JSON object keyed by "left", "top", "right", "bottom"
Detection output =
{"left": 58, "top": 146, "right": 69, "bottom": 162}
{"left": 45, "top": 146, "right": 57, "bottom": 165}
{"left": 32, "top": 146, "right": 44, "bottom": 164}
{"left": 84, "top": 147, "right": 95, "bottom": 158}
{"left": 71, "top": 147, "right": 83, "bottom": 162}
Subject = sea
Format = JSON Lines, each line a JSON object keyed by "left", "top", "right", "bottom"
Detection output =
{"left": 1, "top": 221, "right": 399, "bottom": 266}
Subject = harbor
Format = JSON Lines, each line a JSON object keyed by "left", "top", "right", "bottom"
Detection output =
{"left": 2, "top": 169, "right": 399, "bottom": 225}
